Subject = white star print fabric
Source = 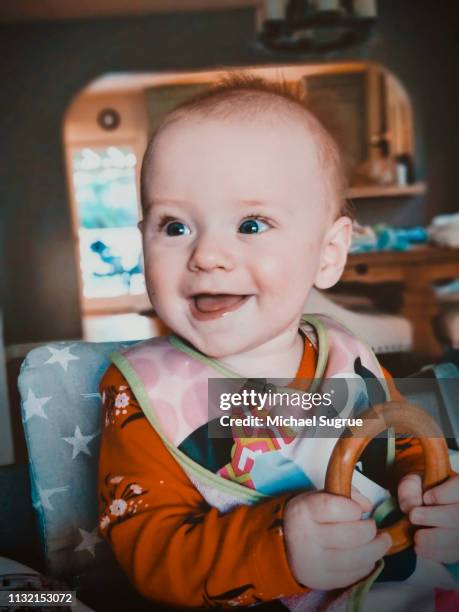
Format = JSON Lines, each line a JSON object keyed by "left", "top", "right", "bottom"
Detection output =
{"left": 17, "top": 340, "right": 135, "bottom": 584}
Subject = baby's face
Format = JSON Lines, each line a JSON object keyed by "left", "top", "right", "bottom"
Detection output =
{"left": 141, "top": 116, "right": 332, "bottom": 358}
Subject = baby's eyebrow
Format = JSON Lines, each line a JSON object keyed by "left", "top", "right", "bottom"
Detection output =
{"left": 148, "top": 198, "right": 269, "bottom": 208}
{"left": 148, "top": 197, "right": 190, "bottom": 207}
{"left": 238, "top": 199, "right": 267, "bottom": 207}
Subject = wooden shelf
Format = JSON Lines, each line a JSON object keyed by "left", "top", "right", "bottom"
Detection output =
{"left": 347, "top": 182, "right": 426, "bottom": 199}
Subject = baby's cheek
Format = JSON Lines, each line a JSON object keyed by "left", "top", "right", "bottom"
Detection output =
{"left": 143, "top": 265, "right": 161, "bottom": 299}
{"left": 145, "top": 249, "right": 178, "bottom": 291}
{"left": 253, "top": 259, "right": 306, "bottom": 315}
{"left": 252, "top": 256, "right": 286, "bottom": 293}
{"left": 254, "top": 241, "right": 297, "bottom": 276}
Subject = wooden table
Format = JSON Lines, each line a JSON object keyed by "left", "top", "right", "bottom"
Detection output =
{"left": 341, "top": 246, "right": 459, "bottom": 357}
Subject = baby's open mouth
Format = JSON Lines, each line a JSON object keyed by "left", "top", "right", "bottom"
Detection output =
{"left": 189, "top": 294, "right": 250, "bottom": 320}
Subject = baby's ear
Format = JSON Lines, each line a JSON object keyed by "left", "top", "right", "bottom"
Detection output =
{"left": 314, "top": 216, "right": 352, "bottom": 290}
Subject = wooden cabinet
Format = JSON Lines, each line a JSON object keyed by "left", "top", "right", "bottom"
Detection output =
{"left": 341, "top": 247, "right": 459, "bottom": 357}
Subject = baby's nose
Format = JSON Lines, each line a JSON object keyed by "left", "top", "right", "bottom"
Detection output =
{"left": 188, "top": 233, "right": 235, "bottom": 272}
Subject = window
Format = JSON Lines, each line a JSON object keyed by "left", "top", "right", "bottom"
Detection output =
{"left": 71, "top": 146, "right": 145, "bottom": 300}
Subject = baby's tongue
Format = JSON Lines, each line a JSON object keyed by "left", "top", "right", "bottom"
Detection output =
{"left": 194, "top": 294, "right": 243, "bottom": 312}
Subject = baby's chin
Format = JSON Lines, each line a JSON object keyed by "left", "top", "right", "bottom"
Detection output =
{"left": 188, "top": 335, "right": 244, "bottom": 360}
{"left": 180, "top": 329, "right": 257, "bottom": 362}
{"left": 159, "top": 309, "right": 297, "bottom": 363}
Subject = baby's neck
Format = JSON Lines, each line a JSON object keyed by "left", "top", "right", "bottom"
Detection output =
{"left": 219, "top": 325, "right": 304, "bottom": 380}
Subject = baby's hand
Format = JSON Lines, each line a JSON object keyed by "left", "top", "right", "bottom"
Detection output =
{"left": 398, "top": 473, "right": 459, "bottom": 564}
{"left": 284, "top": 489, "right": 392, "bottom": 590}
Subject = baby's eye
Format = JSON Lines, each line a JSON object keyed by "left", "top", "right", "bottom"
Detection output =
{"left": 238, "top": 218, "right": 270, "bottom": 235}
{"left": 163, "top": 221, "right": 191, "bottom": 237}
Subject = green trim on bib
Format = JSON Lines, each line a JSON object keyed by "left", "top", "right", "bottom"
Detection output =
{"left": 303, "top": 312, "right": 388, "bottom": 388}
{"left": 110, "top": 351, "right": 267, "bottom": 504}
{"left": 372, "top": 497, "right": 398, "bottom": 528}
{"left": 346, "top": 559, "right": 385, "bottom": 612}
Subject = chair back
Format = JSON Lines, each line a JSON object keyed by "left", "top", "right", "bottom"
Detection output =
{"left": 18, "top": 340, "right": 135, "bottom": 590}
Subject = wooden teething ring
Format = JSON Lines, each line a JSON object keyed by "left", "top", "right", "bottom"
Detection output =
{"left": 324, "top": 401, "right": 451, "bottom": 555}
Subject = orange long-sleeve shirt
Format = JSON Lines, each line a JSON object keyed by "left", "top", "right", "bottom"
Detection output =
{"left": 97, "top": 342, "right": 424, "bottom": 608}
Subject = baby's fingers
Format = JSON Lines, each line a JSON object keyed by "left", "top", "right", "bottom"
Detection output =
{"left": 398, "top": 473, "right": 423, "bottom": 513}
{"left": 351, "top": 486, "right": 372, "bottom": 513}
{"left": 318, "top": 519, "right": 377, "bottom": 549}
{"left": 410, "top": 502, "right": 459, "bottom": 529}
{"left": 325, "top": 533, "right": 392, "bottom": 571}
{"left": 415, "top": 527, "right": 459, "bottom": 564}
{"left": 307, "top": 492, "right": 363, "bottom": 523}
{"left": 326, "top": 567, "right": 377, "bottom": 589}
{"left": 423, "top": 475, "right": 459, "bottom": 505}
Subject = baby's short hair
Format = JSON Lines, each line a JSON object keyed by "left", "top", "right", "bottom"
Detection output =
{"left": 141, "top": 73, "right": 352, "bottom": 218}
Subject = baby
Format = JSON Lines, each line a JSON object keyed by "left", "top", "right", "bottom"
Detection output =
{"left": 98, "top": 75, "right": 459, "bottom": 609}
